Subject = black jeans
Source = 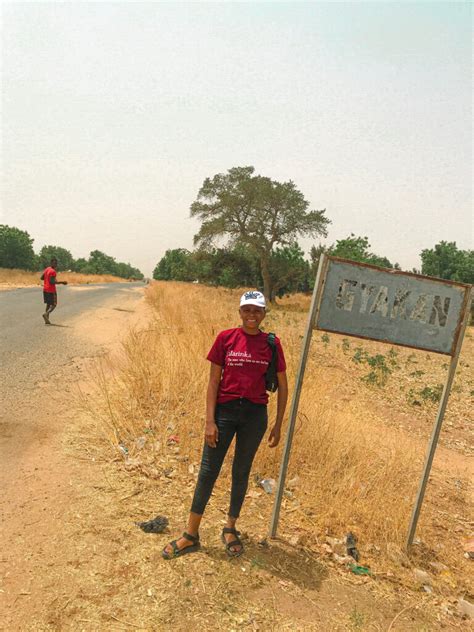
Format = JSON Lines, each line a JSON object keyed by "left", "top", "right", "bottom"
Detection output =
{"left": 191, "top": 398, "right": 268, "bottom": 518}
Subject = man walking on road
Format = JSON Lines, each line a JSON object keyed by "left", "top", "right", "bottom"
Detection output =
{"left": 41, "top": 258, "right": 67, "bottom": 325}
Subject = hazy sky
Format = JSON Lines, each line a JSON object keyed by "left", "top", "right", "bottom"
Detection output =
{"left": 1, "top": 2, "right": 472, "bottom": 276}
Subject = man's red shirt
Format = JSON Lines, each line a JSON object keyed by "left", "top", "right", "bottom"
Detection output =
{"left": 42, "top": 267, "right": 57, "bottom": 293}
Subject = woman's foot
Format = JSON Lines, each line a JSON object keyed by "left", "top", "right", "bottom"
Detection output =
{"left": 162, "top": 532, "right": 200, "bottom": 559}
{"left": 222, "top": 527, "right": 244, "bottom": 557}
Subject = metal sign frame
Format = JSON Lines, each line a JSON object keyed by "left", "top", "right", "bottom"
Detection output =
{"left": 269, "top": 253, "right": 472, "bottom": 548}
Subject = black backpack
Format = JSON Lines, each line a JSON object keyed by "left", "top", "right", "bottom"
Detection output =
{"left": 265, "top": 333, "right": 278, "bottom": 392}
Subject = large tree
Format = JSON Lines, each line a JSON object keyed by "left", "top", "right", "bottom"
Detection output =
{"left": 0, "top": 225, "right": 36, "bottom": 270}
{"left": 190, "top": 166, "right": 329, "bottom": 301}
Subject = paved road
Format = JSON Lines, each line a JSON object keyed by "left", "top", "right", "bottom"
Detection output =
{"left": 2, "top": 283, "right": 143, "bottom": 382}
{"left": 0, "top": 282, "right": 144, "bottom": 458}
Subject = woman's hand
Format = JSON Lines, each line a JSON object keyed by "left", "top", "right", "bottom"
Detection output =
{"left": 205, "top": 421, "right": 219, "bottom": 448}
{"left": 268, "top": 424, "right": 281, "bottom": 448}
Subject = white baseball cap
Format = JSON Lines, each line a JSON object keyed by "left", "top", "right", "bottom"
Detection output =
{"left": 240, "top": 290, "right": 266, "bottom": 309}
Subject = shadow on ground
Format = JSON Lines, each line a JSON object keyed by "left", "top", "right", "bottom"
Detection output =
{"left": 204, "top": 539, "right": 327, "bottom": 590}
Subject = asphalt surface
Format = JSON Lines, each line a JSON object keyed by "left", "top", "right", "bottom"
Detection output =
{"left": 0, "top": 282, "right": 144, "bottom": 456}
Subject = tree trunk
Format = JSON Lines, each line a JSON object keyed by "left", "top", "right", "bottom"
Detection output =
{"left": 260, "top": 255, "right": 273, "bottom": 304}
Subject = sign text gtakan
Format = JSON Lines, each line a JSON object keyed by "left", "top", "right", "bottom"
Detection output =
{"left": 316, "top": 260, "right": 468, "bottom": 355}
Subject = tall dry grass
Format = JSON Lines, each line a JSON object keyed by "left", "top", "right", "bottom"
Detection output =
{"left": 81, "top": 281, "right": 459, "bottom": 552}
{"left": 0, "top": 267, "right": 128, "bottom": 288}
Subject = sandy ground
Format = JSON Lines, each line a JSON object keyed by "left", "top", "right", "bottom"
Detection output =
{"left": 0, "top": 290, "right": 471, "bottom": 631}
{"left": 0, "top": 290, "right": 150, "bottom": 630}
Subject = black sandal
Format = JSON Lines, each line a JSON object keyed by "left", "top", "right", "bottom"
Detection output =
{"left": 221, "top": 527, "right": 244, "bottom": 558}
{"left": 162, "top": 531, "right": 200, "bottom": 560}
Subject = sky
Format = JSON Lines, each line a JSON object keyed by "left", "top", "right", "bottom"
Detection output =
{"left": 1, "top": 1, "right": 472, "bottom": 276}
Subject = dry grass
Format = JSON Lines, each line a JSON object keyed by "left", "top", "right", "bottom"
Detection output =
{"left": 81, "top": 282, "right": 472, "bottom": 570}
{"left": 57, "top": 280, "right": 473, "bottom": 630}
{"left": 0, "top": 267, "right": 128, "bottom": 289}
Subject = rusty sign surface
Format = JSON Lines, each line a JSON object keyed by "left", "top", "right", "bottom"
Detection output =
{"left": 316, "top": 258, "right": 470, "bottom": 355}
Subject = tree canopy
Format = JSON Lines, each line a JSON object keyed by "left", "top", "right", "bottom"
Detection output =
{"left": 38, "top": 245, "right": 75, "bottom": 271}
{"left": 190, "top": 166, "right": 330, "bottom": 301}
{"left": 0, "top": 225, "right": 36, "bottom": 269}
{"left": 76, "top": 250, "right": 143, "bottom": 279}
{"left": 309, "top": 234, "right": 399, "bottom": 277}
{"left": 0, "top": 224, "right": 143, "bottom": 279}
{"left": 421, "top": 241, "right": 473, "bottom": 284}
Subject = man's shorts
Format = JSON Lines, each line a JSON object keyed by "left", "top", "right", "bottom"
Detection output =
{"left": 43, "top": 291, "right": 57, "bottom": 306}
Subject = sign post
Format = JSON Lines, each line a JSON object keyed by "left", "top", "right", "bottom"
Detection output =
{"left": 406, "top": 286, "right": 472, "bottom": 547}
{"left": 268, "top": 255, "right": 471, "bottom": 546}
{"left": 269, "top": 253, "right": 329, "bottom": 537}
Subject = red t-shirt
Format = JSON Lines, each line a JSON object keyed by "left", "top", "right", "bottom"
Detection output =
{"left": 207, "top": 328, "right": 286, "bottom": 405}
{"left": 43, "top": 267, "right": 57, "bottom": 293}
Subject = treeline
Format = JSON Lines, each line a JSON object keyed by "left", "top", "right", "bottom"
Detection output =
{"left": 154, "top": 234, "right": 399, "bottom": 298}
{"left": 155, "top": 165, "right": 473, "bottom": 302}
{"left": 0, "top": 225, "right": 144, "bottom": 280}
{"left": 154, "top": 236, "right": 473, "bottom": 297}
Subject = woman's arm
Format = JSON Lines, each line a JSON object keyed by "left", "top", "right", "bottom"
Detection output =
{"left": 205, "top": 362, "right": 222, "bottom": 448}
{"left": 268, "top": 371, "right": 288, "bottom": 448}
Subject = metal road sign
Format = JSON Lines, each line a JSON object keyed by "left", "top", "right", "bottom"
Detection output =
{"left": 316, "top": 258, "right": 468, "bottom": 355}
{"left": 269, "top": 254, "right": 472, "bottom": 547}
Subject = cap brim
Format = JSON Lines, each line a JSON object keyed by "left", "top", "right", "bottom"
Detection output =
{"left": 240, "top": 300, "right": 266, "bottom": 308}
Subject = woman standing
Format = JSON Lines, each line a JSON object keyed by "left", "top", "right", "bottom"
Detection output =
{"left": 163, "top": 290, "right": 288, "bottom": 559}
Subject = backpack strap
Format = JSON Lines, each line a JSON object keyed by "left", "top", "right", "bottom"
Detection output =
{"left": 265, "top": 333, "right": 278, "bottom": 392}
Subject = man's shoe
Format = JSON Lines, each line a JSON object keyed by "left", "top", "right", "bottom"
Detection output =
{"left": 42, "top": 313, "right": 51, "bottom": 325}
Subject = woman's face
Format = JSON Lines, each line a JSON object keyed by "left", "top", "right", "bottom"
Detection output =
{"left": 239, "top": 305, "right": 266, "bottom": 332}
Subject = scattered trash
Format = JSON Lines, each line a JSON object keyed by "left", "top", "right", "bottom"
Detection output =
{"left": 422, "top": 584, "right": 433, "bottom": 593}
{"left": 458, "top": 597, "right": 474, "bottom": 619}
{"left": 258, "top": 538, "right": 269, "bottom": 549}
{"left": 346, "top": 532, "right": 359, "bottom": 562}
{"left": 286, "top": 476, "right": 300, "bottom": 490}
{"left": 118, "top": 444, "right": 128, "bottom": 456}
{"left": 325, "top": 536, "right": 346, "bottom": 556}
{"left": 463, "top": 537, "right": 474, "bottom": 559}
{"left": 259, "top": 478, "right": 276, "bottom": 494}
{"left": 349, "top": 564, "right": 372, "bottom": 576}
{"left": 167, "top": 435, "right": 179, "bottom": 445}
{"left": 413, "top": 568, "right": 431, "bottom": 585}
{"left": 135, "top": 436, "right": 146, "bottom": 450}
{"left": 188, "top": 464, "right": 195, "bottom": 474}
{"left": 136, "top": 515, "right": 169, "bottom": 533}
{"left": 429, "top": 561, "right": 448, "bottom": 573}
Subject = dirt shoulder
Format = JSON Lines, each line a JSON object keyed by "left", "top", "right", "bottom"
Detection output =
{"left": 0, "top": 290, "right": 470, "bottom": 631}
{"left": 0, "top": 290, "right": 149, "bottom": 630}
